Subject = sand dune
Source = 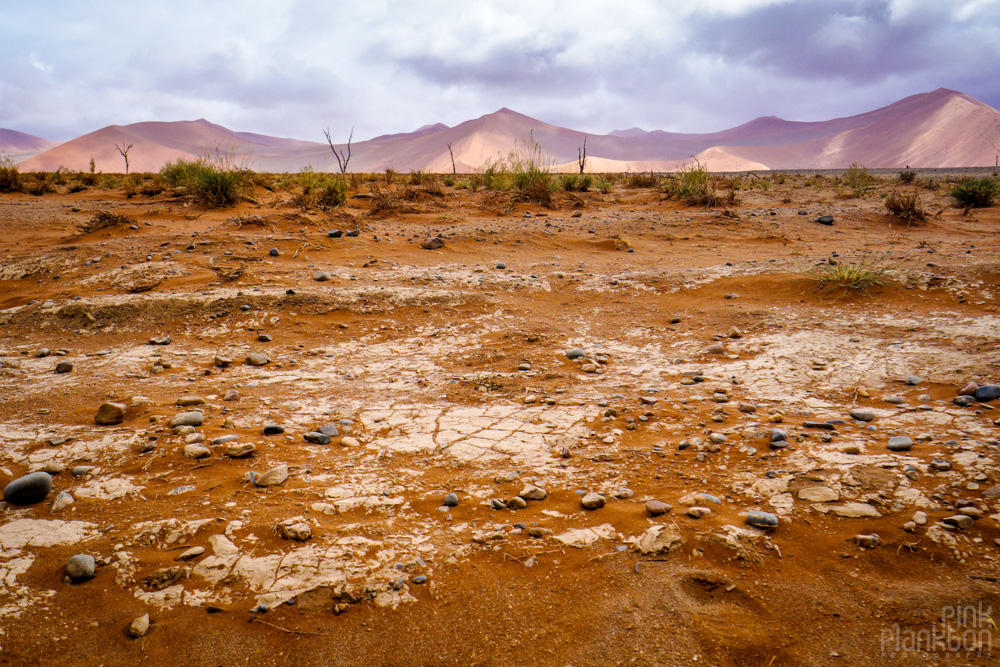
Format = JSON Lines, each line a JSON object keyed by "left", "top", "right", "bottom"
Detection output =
{"left": 16, "top": 88, "right": 1000, "bottom": 173}
{"left": 0, "top": 129, "right": 59, "bottom": 164}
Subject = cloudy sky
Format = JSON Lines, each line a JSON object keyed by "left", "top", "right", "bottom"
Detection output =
{"left": 3, "top": 0, "right": 999, "bottom": 141}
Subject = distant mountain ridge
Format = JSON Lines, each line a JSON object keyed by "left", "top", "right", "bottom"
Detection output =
{"left": 9, "top": 88, "right": 1000, "bottom": 173}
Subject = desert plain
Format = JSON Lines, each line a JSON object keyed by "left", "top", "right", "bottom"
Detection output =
{"left": 0, "top": 166, "right": 999, "bottom": 666}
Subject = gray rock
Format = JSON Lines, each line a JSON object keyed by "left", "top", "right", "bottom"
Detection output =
{"left": 443, "top": 492, "right": 459, "bottom": 507}
{"left": 905, "top": 375, "right": 923, "bottom": 386}
{"left": 214, "top": 356, "right": 232, "bottom": 368}
{"left": 566, "top": 348, "right": 585, "bottom": 360}
{"left": 269, "top": 248, "right": 279, "bottom": 257}
{"left": 686, "top": 506, "right": 711, "bottom": 519}
{"left": 854, "top": 534, "right": 881, "bottom": 548}
{"left": 278, "top": 520, "right": 312, "bottom": 541}
{"left": 51, "top": 490, "right": 74, "bottom": 513}
{"left": 2, "top": 472, "right": 53, "bottom": 505}
{"left": 94, "top": 402, "right": 126, "bottom": 425}
{"left": 314, "top": 271, "right": 332, "bottom": 282}
{"left": 747, "top": 510, "right": 779, "bottom": 529}
{"left": 66, "top": 554, "right": 96, "bottom": 582}
{"left": 303, "top": 432, "right": 332, "bottom": 445}
{"left": 506, "top": 496, "right": 528, "bottom": 509}
{"left": 176, "top": 396, "right": 205, "bottom": 407}
{"left": 211, "top": 435, "right": 239, "bottom": 446}
{"left": 581, "top": 493, "right": 606, "bottom": 510}
{"left": 149, "top": 336, "right": 172, "bottom": 345}
{"left": 421, "top": 237, "right": 444, "bottom": 250}
{"left": 55, "top": 361, "right": 73, "bottom": 374}
{"left": 887, "top": 436, "right": 913, "bottom": 452}
{"left": 263, "top": 425, "right": 285, "bottom": 435}
{"left": 974, "top": 385, "right": 1000, "bottom": 403}
{"left": 953, "top": 395, "right": 974, "bottom": 407}
{"left": 770, "top": 429, "right": 787, "bottom": 443}
{"left": 170, "top": 411, "right": 204, "bottom": 428}
{"left": 490, "top": 499, "right": 507, "bottom": 510}
{"left": 246, "top": 352, "right": 270, "bottom": 367}
{"left": 72, "top": 466, "right": 95, "bottom": 476}
{"left": 816, "top": 215, "right": 834, "bottom": 225}
{"left": 413, "top": 575, "right": 428, "bottom": 584}
{"left": 850, "top": 410, "right": 876, "bottom": 422}
{"left": 318, "top": 424, "right": 339, "bottom": 437}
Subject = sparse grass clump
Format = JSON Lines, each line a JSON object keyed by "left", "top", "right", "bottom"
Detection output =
{"left": 595, "top": 176, "right": 613, "bottom": 194}
{"left": 316, "top": 179, "right": 347, "bottom": 209}
{"left": 665, "top": 164, "right": 730, "bottom": 207}
{"left": 0, "top": 155, "right": 22, "bottom": 192}
{"left": 883, "top": 189, "right": 926, "bottom": 223}
{"left": 898, "top": 170, "right": 916, "bottom": 184}
{"left": 160, "top": 158, "right": 252, "bottom": 207}
{"left": 559, "top": 174, "right": 592, "bottom": 192}
{"left": 951, "top": 177, "right": 998, "bottom": 209}
{"left": 805, "top": 251, "right": 897, "bottom": 294}
{"left": 475, "top": 134, "right": 556, "bottom": 206}
{"left": 624, "top": 171, "right": 660, "bottom": 188}
{"left": 842, "top": 162, "right": 872, "bottom": 198}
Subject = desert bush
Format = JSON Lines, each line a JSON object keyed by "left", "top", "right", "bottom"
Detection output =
{"left": 843, "top": 162, "right": 871, "bottom": 197}
{"left": 443, "top": 175, "right": 456, "bottom": 187}
{"left": 559, "top": 174, "right": 593, "bottom": 192}
{"left": 884, "top": 189, "right": 926, "bottom": 223}
{"left": 951, "top": 178, "right": 999, "bottom": 209}
{"left": 476, "top": 134, "right": 555, "bottom": 205}
{"left": 160, "top": 158, "right": 251, "bottom": 207}
{"left": 624, "top": 171, "right": 660, "bottom": 188}
{"left": 23, "top": 173, "right": 54, "bottom": 196}
{"left": 316, "top": 179, "right": 347, "bottom": 209}
{"left": 666, "top": 164, "right": 721, "bottom": 207}
{"left": 803, "top": 251, "right": 897, "bottom": 294}
{"left": 595, "top": 176, "right": 613, "bottom": 194}
{"left": 898, "top": 170, "right": 916, "bottom": 184}
{"left": 0, "top": 155, "right": 22, "bottom": 192}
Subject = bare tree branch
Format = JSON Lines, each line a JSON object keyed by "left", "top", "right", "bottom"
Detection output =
{"left": 447, "top": 143, "right": 456, "bottom": 175}
{"left": 115, "top": 143, "right": 134, "bottom": 175}
{"left": 577, "top": 136, "right": 587, "bottom": 174}
{"left": 323, "top": 127, "right": 353, "bottom": 174}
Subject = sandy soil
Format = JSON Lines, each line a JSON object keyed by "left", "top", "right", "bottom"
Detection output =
{"left": 0, "top": 173, "right": 999, "bottom": 666}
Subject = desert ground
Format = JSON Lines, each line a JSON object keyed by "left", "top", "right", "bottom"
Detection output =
{"left": 0, "top": 167, "right": 999, "bottom": 666}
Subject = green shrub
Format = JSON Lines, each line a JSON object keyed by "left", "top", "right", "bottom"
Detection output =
{"left": 316, "top": 179, "right": 347, "bottom": 209}
{"left": 898, "top": 170, "right": 916, "bottom": 184}
{"left": 804, "top": 251, "right": 897, "bottom": 294}
{"left": 160, "top": 158, "right": 251, "bottom": 207}
{"left": 625, "top": 171, "right": 660, "bottom": 188}
{"left": 667, "top": 164, "right": 721, "bottom": 207}
{"left": 0, "top": 155, "right": 21, "bottom": 192}
{"left": 843, "top": 162, "right": 871, "bottom": 197}
{"left": 951, "top": 178, "right": 998, "bottom": 208}
{"left": 595, "top": 176, "right": 613, "bottom": 194}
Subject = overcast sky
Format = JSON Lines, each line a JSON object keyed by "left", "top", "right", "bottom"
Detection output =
{"left": 3, "top": 0, "right": 999, "bottom": 141}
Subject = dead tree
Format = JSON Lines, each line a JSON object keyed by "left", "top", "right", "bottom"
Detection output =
{"left": 577, "top": 136, "right": 587, "bottom": 174}
{"left": 115, "top": 143, "right": 133, "bottom": 174}
{"left": 447, "top": 143, "right": 456, "bottom": 174}
{"left": 323, "top": 127, "right": 353, "bottom": 174}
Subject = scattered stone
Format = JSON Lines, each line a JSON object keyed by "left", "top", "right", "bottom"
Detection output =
{"left": 519, "top": 484, "right": 547, "bottom": 501}
{"left": 303, "top": 432, "right": 332, "bottom": 445}
{"left": 850, "top": 409, "right": 876, "bottom": 422}
{"left": 55, "top": 361, "right": 73, "bottom": 373}
{"left": 94, "top": 402, "right": 126, "bottom": 425}
{"left": 263, "top": 425, "right": 285, "bottom": 435}
{"left": 313, "top": 271, "right": 333, "bottom": 282}
{"left": 953, "top": 396, "right": 975, "bottom": 407}
{"left": 634, "top": 525, "right": 684, "bottom": 554}
{"left": 340, "top": 436, "right": 360, "bottom": 447}
{"left": 211, "top": 435, "right": 239, "bottom": 446}
{"left": 128, "top": 614, "right": 150, "bottom": 638}
{"left": 421, "top": 237, "right": 445, "bottom": 250}
{"left": 506, "top": 497, "right": 528, "bottom": 510}
{"left": 443, "top": 492, "right": 459, "bottom": 507}
{"left": 959, "top": 382, "right": 980, "bottom": 396}
{"left": 251, "top": 464, "right": 289, "bottom": 487}
{"left": 277, "top": 519, "right": 312, "bottom": 541}
{"left": 177, "top": 547, "right": 205, "bottom": 560}
{"left": 246, "top": 352, "right": 270, "bottom": 367}
{"left": 213, "top": 356, "right": 232, "bottom": 368}
{"left": 905, "top": 375, "right": 923, "bottom": 386}
{"left": 66, "top": 554, "right": 96, "bottom": 582}
{"left": 816, "top": 215, "right": 834, "bottom": 225}
{"left": 176, "top": 396, "right": 205, "bottom": 407}
{"left": 581, "top": 493, "right": 605, "bottom": 510}
{"left": 269, "top": 248, "right": 279, "bottom": 257}
{"left": 913, "top": 511, "right": 928, "bottom": 525}
{"left": 747, "top": 511, "right": 779, "bottom": 529}
{"left": 51, "top": 491, "right": 74, "bottom": 513}
{"left": 686, "top": 506, "right": 712, "bottom": 519}
{"left": 2, "top": 472, "right": 53, "bottom": 505}
{"left": 887, "top": 436, "right": 913, "bottom": 452}
{"left": 646, "top": 500, "right": 672, "bottom": 516}
{"left": 182, "top": 444, "right": 211, "bottom": 459}
{"left": 72, "top": 466, "right": 95, "bottom": 476}
{"left": 566, "top": 348, "right": 585, "bottom": 360}
{"left": 854, "top": 534, "right": 881, "bottom": 549}
{"left": 149, "top": 336, "right": 172, "bottom": 345}
{"left": 974, "top": 385, "right": 1000, "bottom": 403}
{"left": 943, "top": 515, "right": 975, "bottom": 530}
{"left": 225, "top": 443, "right": 256, "bottom": 458}
{"left": 318, "top": 424, "right": 340, "bottom": 437}
{"left": 170, "top": 411, "right": 205, "bottom": 428}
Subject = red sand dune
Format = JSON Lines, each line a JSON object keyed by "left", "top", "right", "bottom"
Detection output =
{"left": 14, "top": 88, "right": 1000, "bottom": 173}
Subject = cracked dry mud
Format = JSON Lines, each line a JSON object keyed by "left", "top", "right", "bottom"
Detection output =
{"left": 1, "top": 175, "right": 999, "bottom": 665}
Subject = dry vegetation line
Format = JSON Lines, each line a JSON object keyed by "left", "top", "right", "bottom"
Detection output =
{"left": 0, "top": 165, "right": 998, "bottom": 664}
